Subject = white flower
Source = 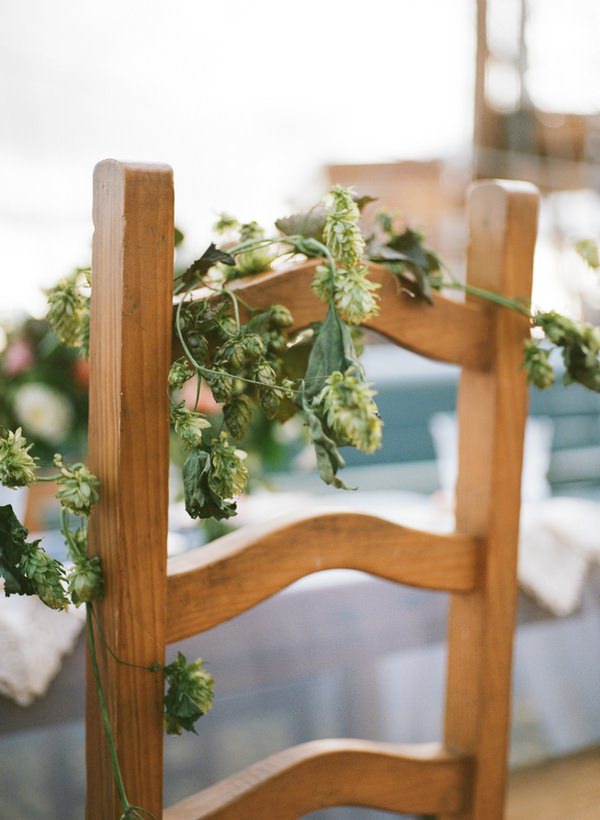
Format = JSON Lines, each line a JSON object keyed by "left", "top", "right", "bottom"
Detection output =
{"left": 13, "top": 383, "right": 74, "bottom": 444}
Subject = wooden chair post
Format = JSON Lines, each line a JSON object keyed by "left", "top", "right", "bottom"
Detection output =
{"left": 444, "top": 180, "right": 539, "bottom": 819}
{"left": 87, "top": 160, "right": 174, "bottom": 818}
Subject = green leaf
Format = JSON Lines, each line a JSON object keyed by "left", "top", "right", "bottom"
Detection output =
{"left": 182, "top": 448, "right": 237, "bottom": 520}
{"left": 353, "top": 193, "right": 377, "bottom": 212}
{"left": 304, "top": 408, "right": 352, "bottom": 490}
{"left": 0, "top": 504, "right": 37, "bottom": 597}
{"left": 174, "top": 226, "right": 185, "bottom": 248}
{"left": 303, "top": 306, "right": 361, "bottom": 399}
{"left": 276, "top": 206, "right": 327, "bottom": 242}
{"left": 176, "top": 243, "right": 236, "bottom": 293}
{"left": 367, "top": 228, "right": 442, "bottom": 303}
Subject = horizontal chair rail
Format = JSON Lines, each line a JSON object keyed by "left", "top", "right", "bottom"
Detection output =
{"left": 164, "top": 739, "right": 471, "bottom": 819}
{"left": 180, "top": 260, "right": 493, "bottom": 370}
{"left": 166, "top": 511, "right": 481, "bottom": 642}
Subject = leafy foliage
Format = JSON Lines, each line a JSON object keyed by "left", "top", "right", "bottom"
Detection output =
{"left": 366, "top": 221, "right": 443, "bottom": 302}
{"left": 182, "top": 446, "right": 238, "bottom": 520}
{"left": 534, "top": 311, "right": 600, "bottom": 392}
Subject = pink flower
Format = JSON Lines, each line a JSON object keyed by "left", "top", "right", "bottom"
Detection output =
{"left": 3, "top": 339, "right": 35, "bottom": 376}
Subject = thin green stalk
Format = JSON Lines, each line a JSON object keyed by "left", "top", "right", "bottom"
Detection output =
{"left": 223, "top": 287, "right": 241, "bottom": 331}
{"left": 438, "top": 263, "right": 533, "bottom": 319}
{"left": 444, "top": 279, "right": 533, "bottom": 318}
{"left": 59, "top": 507, "right": 81, "bottom": 562}
{"left": 85, "top": 605, "right": 134, "bottom": 815}
{"left": 89, "top": 603, "right": 159, "bottom": 673}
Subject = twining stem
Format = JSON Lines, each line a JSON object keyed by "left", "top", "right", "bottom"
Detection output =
{"left": 59, "top": 507, "right": 80, "bottom": 561}
{"left": 86, "top": 605, "right": 133, "bottom": 815}
{"left": 223, "top": 287, "right": 241, "bottom": 331}
{"left": 86, "top": 606, "right": 157, "bottom": 820}
{"left": 89, "top": 604, "right": 160, "bottom": 673}
{"left": 443, "top": 279, "right": 533, "bottom": 318}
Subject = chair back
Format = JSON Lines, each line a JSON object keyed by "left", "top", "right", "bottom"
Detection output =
{"left": 86, "top": 159, "right": 538, "bottom": 819}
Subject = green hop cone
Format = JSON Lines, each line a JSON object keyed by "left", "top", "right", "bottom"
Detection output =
{"left": 68, "top": 554, "right": 103, "bottom": 605}
{"left": 213, "top": 212, "right": 240, "bottom": 235}
{"left": 54, "top": 455, "right": 99, "bottom": 517}
{"left": 216, "top": 316, "right": 238, "bottom": 340}
{"left": 168, "top": 357, "right": 195, "bottom": 390}
{"left": 205, "top": 369, "right": 233, "bottom": 404}
{"left": 46, "top": 272, "right": 89, "bottom": 349}
{"left": 0, "top": 428, "right": 39, "bottom": 488}
{"left": 534, "top": 311, "right": 600, "bottom": 392}
{"left": 268, "top": 304, "right": 294, "bottom": 329}
{"left": 331, "top": 265, "right": 380, "bottom": 326}
{"left": 217, "top": 332, "right": 265, "bottom": 371}
{"left": 223, "top": 394, "right": 254, "bottom": 440}
{"left": 19, "top": 543, "right": 69, "bottom": 611}
{"left": 523, "top": 340, "right": 555, "bottom": 389}
{"left": 164, "top": 652, "right": 214, "bottom": 735}
{"left": 312, "top": 263, "right": 334, "bottom": 303}
{"left": 171, "top": 403, "right": 211, "bottom": 448}
{"left": 186, "top": 332, "right": 209, "bottom": 364}
{"left": 208, "top": 432, "right": 248, "bottom": 500}
{"left": 316, "top": 368, "right": 382, "bottom": 454}
{"left": 323, "top": 186, "right": 365, "bottom": 268}
{"left": 233, "top": 222, "right": 276, "bottom": 276}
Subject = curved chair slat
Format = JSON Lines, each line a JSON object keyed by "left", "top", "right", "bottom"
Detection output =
{"left": 164, "top": 739, "right": 471, "bottom": 819}
{"left": 191, "top": 260, "right": 492, "bottom": 369}
{"left": 166, "top": 510, "right": 480, "bottom": 642}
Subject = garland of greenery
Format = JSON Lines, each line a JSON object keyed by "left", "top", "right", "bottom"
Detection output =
{"left": 1, "top": 185, "right": 600, "bottom": 817}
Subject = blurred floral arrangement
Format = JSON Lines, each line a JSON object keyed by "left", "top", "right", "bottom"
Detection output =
{"left": 0, "top": 308, "right": 89, "bottom": 464}
{"left": 2, "top": 184, "right": 600, "bottom": 818}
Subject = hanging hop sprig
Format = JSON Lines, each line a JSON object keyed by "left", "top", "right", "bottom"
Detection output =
{"left": 314, "top": 367, "right": 382, "bottom": 453}
{"left": 163, "top": 652, "right": 215, "bottom": 735}
{"left": 0, "top": 428, "right": 39, "bottom": 488}
{"left": 314, "top": 186, "right": 380, "bottom": 325}
{"left": 46, "top": 269, "right": 90, "bottom": 350}
{"left": 54, "top": 454, "right": 100, "bottom": 517}
{"left": 534, "top": 311, "right": 600, "bottom": 392}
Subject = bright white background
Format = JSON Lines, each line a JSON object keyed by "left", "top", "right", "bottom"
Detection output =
{"left": 1, "top": 0, "right": 475, "bottom": 314}
{"left": 3, "top": 1, "right": 600, "bottom": 317}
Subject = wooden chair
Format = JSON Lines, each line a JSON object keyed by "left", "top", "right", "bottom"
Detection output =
{"left": 86, "top": 159, "right": 538, "bottom": 818}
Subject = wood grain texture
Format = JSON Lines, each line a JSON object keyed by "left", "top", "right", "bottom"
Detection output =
{"left": 164, "top": 740, "right": 472, "bottom": 819}
{"left": 85, "top": 168, "right": 537, "bottom": 819}
{"left": 443, "top": 180, "right": 539, "bottom": 820}
{"left": 186, "top": 260, "right": 493, "bottom": 370}
{"left": 86, "top": 160, "right": 174, "bottom": 818}
{"left": 166, "top": 510, "right": 481, "bottom": 642}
